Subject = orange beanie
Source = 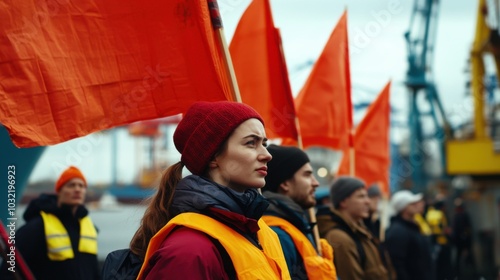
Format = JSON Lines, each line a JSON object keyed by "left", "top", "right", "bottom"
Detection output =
{"left": 55, "top": 166, "right": 87, "bottom": 192}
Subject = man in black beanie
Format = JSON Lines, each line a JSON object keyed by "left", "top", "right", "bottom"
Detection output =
{"left": 262, "top": 145, "right": 336, "bottom": 280}
{"left": 316, "top": 176, "right": 394, "bottom": 280}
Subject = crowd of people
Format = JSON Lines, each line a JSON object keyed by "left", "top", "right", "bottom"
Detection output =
{"left": 1, "top": 101, "right": 475, "bottom": 280}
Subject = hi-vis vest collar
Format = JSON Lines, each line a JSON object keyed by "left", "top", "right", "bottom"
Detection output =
{"left": 263, "top": 215, "right": 337, "bottom": 279}
{"left": 40, "top": 211, "right": 98, "bottom": 261}
{"left": 138, "top": 212, "right": 291, "bottom": 280}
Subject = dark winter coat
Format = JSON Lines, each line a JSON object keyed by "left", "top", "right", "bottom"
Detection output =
{"left": 385, "top": 215, "right": 434, "bottom": 280}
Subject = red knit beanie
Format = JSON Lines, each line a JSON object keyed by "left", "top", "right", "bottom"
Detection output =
{"left": 55, "top": 166, "right": 87, "bottom": 192}
{"left": 174, "top": 101, "right": 263, "bottom": 175}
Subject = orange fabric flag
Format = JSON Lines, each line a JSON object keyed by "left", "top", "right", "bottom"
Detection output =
{"left": 0, "top": 0, "right": 231, "bottom": 147}
{"left": 337, "top": 81, "right": 391, "bottom": 194}
{"left": 288, "top": 11, "right": 352, "bottom": 150}
{"left": 229, "top": 0, "right": 298, "bottom": 142}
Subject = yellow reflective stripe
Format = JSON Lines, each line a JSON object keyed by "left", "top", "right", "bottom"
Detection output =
{"left": 48, "top": 245, "right": 72, "bottom": 253}
{"left": 78, "top": 216, "right": 98, "bottom": 254}
{"left": 41, "top": 211, "right": 74, "bottom": 260}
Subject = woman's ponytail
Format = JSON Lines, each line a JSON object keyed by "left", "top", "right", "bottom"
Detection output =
{"left": 130, "top": 162, "right": 184, "bottom": 259}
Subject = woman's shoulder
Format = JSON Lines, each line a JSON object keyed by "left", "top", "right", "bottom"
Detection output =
{"left": 158, "top": 226, "right": 223, "bottom": 259}
{"left": 145, "top": 226, "right": 229, "bottom": 279}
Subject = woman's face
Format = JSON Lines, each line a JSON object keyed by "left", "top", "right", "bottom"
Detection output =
{"left": 209, "top": 118, "right": 272, "bottom": 192}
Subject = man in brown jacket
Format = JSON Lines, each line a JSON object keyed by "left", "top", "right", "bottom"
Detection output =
{"left": 317, "top": 176, "right": 395, "bottom": 280}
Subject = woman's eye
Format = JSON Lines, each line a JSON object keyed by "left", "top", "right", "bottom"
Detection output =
{"left": 246, "top": 140, "right": 256, "bottom": 146}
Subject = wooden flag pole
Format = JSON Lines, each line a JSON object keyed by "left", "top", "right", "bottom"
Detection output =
{"left": 208, "top": 0, "right": 242, "bottom": 103}
{"left": 349, "top": 131, "right": 355, "bottom": 176}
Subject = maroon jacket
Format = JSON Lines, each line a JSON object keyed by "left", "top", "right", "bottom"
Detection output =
{"left": 142, "top": 226, "right": 231, "bottom": 279}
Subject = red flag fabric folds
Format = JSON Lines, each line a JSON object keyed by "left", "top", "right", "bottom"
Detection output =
{"left": 290, "top": 11, "right": 352, "bottom": 150}
{"left": 0, "top": 0, "right": 231, "bottom": 147}
{"left": 337, "top": 82, "right": 392, "bottom": 194}
{"left": 230, "top": 0, "right": 298, "bottom": 142}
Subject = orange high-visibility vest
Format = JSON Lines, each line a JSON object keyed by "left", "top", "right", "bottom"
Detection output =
{"left": 40, "top": 211, "right": 97, "bottom": 261}
{"left": 137, "top": 212, "right": 291, "bottom": 280}
{"left": 263, "top": 215, "right": 337, "bottom": 279}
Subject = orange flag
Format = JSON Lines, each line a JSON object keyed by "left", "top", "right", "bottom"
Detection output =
{"left": 337, "top": 82, "right": 391, "bottom": 194}
{"left": 288, "top": 11, "right": 352, "bottom": 150}
{"left": 0, "top": 0, "right": 231, "bottom": 147}
{"left": 230, "top": 0, "right": 298, "bottom": 142}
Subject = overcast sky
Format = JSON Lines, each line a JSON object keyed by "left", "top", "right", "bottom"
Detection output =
{"left": 29, "top": 0, "right": 481, "bottom": 184}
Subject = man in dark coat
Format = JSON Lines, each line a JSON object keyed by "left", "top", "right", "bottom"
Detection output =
{"left": 385, "top": 190, "right": 434, "bottom": 280}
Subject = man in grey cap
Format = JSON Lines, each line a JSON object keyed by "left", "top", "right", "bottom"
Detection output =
{"left": 316, "top": 176, "right": 393, "bottom": 280}
{"left": 364, "top": 184, "right": 382, "bottom": 239}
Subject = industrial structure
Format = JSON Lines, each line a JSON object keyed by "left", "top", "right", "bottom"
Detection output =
{"left": 401, "top": 0, "right": 500, "bottom": 276}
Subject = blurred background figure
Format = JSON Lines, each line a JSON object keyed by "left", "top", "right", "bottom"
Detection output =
{"left": 385, "top": 190, "right": 434, "bottom": 280}
{"left": 413, "top": 197, "right": 432, "bottom": 237}
{"left": 451, "top": 197, "right": 476, "bottom": 279}
{"left": 426, "top": 198, "right": 453, "bottom": 280}
{"left": 363, "top": 184, "right": 382, "bottom": 239}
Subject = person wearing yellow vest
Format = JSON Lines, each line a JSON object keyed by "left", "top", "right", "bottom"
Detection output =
{"left": 0, "top": 166, "right": 99, "bottom": 280}
{"left": 414, "top": 199, "right": 432, "bottom": 236}
{"left": 261, "top": 144, "right": 336, "bottom": 279}
{"left": 130, "top": 101, "right": 290, "bottom": 280}
{"left": 426, "top": 199, "right": 453, "bottom": 280}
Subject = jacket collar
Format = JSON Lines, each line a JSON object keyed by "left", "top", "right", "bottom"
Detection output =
{"left": 263, "top": 191, "right": 312, "bottom": 232}
{"left": 170, "top": 175, "right": 269, "bottom": 226}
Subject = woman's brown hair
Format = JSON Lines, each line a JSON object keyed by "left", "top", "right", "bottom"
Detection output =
{"left": 129, "top": 162, "right": 184, "bottom": 259}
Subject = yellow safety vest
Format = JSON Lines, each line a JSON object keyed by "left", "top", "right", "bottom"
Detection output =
{"left": 137, "top": 212, "right": 291, "bottom": 280}
{"left": 263, "top": 215, "right": 337, "bottom": 280}
{"left": 426, "top": 207, "right": 448, "bottom": 245}
{"left": 414, "top": 213, "right": 432, "bottom": 236}
{"left": 40, "top": 211, "right": 98, "bottom": 261}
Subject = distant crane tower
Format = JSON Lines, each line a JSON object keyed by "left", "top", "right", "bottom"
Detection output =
{"left": 404, "top": 0, "right": 450, "bottom": 192}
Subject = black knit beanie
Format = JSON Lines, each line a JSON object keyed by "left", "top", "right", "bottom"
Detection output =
{"left": 263, "top": 145, "right": 310, "bottom": 192}
{"left": 330, "top": 176, "right": 366, "bottom": 209}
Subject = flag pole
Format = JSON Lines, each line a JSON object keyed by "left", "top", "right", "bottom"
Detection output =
{"left": 208, "top": 0, "right": 242, "bottom": 103}
{"left": 349, "top": 131, "right": 355, "bottom": 176}
{"left": 295, "top": 118, "right": 323, "bottom": 255}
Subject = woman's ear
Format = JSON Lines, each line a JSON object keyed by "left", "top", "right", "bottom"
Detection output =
{"left": 208, "top": 159, "right": 218, "bottom": 169}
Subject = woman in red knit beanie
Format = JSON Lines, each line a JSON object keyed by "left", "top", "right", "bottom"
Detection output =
{"left": 130, "top": 101, "right": 291, "bottom": 280}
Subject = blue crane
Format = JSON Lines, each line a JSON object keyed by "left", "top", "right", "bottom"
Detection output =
{"left": 404, "top": 0, "right": 450, "bottom": 192}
